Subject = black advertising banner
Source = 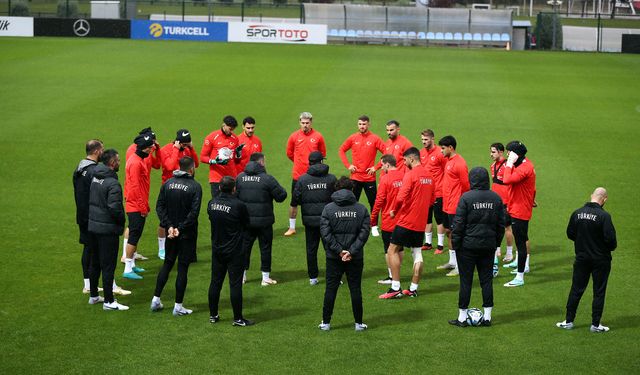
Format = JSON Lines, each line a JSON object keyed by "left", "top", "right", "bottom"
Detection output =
{"left": 34, "top": 18, "right": 130, "bottom": 38}
{"left": 621, "top": 34, "right": 640, "bottom": 54}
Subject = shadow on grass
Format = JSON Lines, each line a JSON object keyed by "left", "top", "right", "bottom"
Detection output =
{"left": 498, "top": 305, "right": 563, "bottom": 324}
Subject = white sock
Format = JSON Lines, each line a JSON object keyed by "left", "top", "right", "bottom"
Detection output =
{"left": 437, "top": 233, "right": 445, "bottom": 247}
{"left": 387, "top": 268, "right": 392, "bottom": 278}
{"left": 525, "top": 254, "right": 530, "bottom": 270}
{"left": 409, "top": 282, "right": 419, "bottom": 292}
{"left": 83, "top": 278, "right": 90, "bottom": 289}
{"left": 391, "top": 280, "right": 401, "bottom": 291}
{"left": 112, "top": 280, "right": 118, "bottom": 289}
{"left": 158, "top": 237, "right": 166, "bottom": 251}
{"left": 516, "top": 272, "right": 524, "bottom": 281}
{"left": 449, "top": 250, "right": 457, "bottom": 266}
{"left": 174, "top": 303, "right": 183, "bottom": 310}
{"left": 152, "top": 296, "right": 161, "bottom": 303}
{"left": 262, "top": 271, "right": 270, "bottom": 281}
{"left": 458, "top": 308, "right": 468, "bottom": 322}
{"left": 484, "top": 307, "right": 492, "bottom": 321}
{"left": 124, "top": 259, "right": 134, "bottom": 274}
{"left": 506, "top": 246, "right": 513, "bottom": 256}
{"left": 122, "top": 238, "right": 128, "bottom": 257}
{"left": 288, "top": 218, "right": 296, "bottom": 230}
{"left": 425, "top": 232, "right": 432, "bottom": 244}
{"left": 131, "top": 255, "right": 137, "bottom": 268}
{"left": 495, "top": 247, "right": 501, "bottom": 256}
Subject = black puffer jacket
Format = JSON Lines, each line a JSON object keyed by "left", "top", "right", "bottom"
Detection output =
{"left": 294, "top": 163, "right": 337, "bottom": 228}
{"left": 156, "top": 171, "right": 202, "bottom": 239}
{"left": 567, "top": 202, "right": 617, "bottom": 261}
{"left": 320, "top": 189, "right": 370, "bottom": 260}
{"left": 236, "top": 161, "right": 287, "bottom": 228}
{"left": 73, "top": 158, "right": 99, "bottom": 230}
{"left": 88, "top": 164, "right": 126, "bottom": 235}
{"left": 451, "top": 167, "right": 505, "bottom": 251}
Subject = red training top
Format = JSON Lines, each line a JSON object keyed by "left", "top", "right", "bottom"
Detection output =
{"left": 420, "top": 146, "right": 447, "bottom": 198}
{"left": 490, "top": 159, "right": 510, "bottom": 206}
{"left": 338, "top": 131, "right": 385, "bottom": 182}
{"left": 442, "top": 154, "right": 470, "bottom": 215}
{"left": 286, "top": 129, "right": 326, "bottom": 180}
{"left": 370, "top": 168, "right": 404, "bottom": 232}
{"left": 376, "top": 135, "right": 413, "bottom": 174}
{"left": 235, "top": 132, "right": 263, "bottom": 174}
{"left": 393, "top": 164, "right": 435, "bottom": 232}
{"left": 125, "top": 152, "right": 150, "bottom": 214}
{"left": 126, "top": 143, "right": 161, "bottom": 171}
{"left": 200, "top": 129, "right": 240, "bottom": 183}
{"left": 503, "top": 158, "right": 536, "bottom": 221}
{"left": 160, "top": 143, "right": 200, "bottom": 184}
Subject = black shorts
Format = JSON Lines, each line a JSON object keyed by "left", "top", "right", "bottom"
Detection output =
{"left": 427, "top": 197, "right": 444, "bottom": 225}
{"left": 165, "top": 237, "right": 197, "bottom": 264}
{"left": 290, "top": 179, "right": 298, "bottom": 207}
{"left": 504, "top": 206, "right": 512, "bottom": 227}
{"left": 127, "top": 212, "right": 147, "bottom": 246}
{"left": 390, "top": 225, "right": 423, "bottom": 249}
{"left": 382, "top": 229, "right": 403, "bottom": 254}
{"left": 442, "top": 213, "right": 455, "bottom": 230}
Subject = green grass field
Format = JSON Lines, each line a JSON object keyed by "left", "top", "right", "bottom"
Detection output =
{"left": 1, "top": 37, "right": 639, "bottom": 374}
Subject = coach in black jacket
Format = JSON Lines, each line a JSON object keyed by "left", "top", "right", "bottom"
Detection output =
{"left": 88, "top": 149, "right": 128, "bottom": 310}
{"left": 152, "top": 156, "right": 202, "bottom": 316}
{"left": 236, "top": 153, "right": 287, "bottom": 285}
{"left": 319, "top": 177, "right": 370, "bottom": 331}
{"left": 294, "top": 151, "right": 337, "bottom": 285}
{"left": 449, "top": 167, "right": 505, "bottom": 327}
{"left": 207, "top": 177, "right": 254, "bottom": 326}
{"left": 557, "top": 187, "right": 617, "bottom": 333}
{"left": 73, "top": 139, "right": 103, "bottom": 293}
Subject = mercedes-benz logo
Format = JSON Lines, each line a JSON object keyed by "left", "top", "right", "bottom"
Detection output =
{"left": 73, "top": 19, "right": 90, "bottom": 37}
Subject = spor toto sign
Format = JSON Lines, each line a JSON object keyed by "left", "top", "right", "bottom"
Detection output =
{"left": 228, "top": 22, "right": 327, "bottom": 45}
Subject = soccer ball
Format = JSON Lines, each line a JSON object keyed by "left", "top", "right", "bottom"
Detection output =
{"left": 466, "top": 308, "right": 484, "bottom": 326}
{"left": 217, "top": 147, "right": 233, "bottom": 161}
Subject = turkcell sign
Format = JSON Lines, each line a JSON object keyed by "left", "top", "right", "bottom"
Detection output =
{"left": 131, "top": 20, "right": 227, "bottom": 42}
{"left": 228, "top": 22, "right": 327, "bottom": 45}
{"left": 0, "top": 17, "right": 34, "bottom": 37}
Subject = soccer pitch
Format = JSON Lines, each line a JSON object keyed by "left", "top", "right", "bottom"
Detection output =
{"left": 1, "top": 37, "right": 639, "bottom": 373}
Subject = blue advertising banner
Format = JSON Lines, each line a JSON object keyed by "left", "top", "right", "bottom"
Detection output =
{"left": 131, "top": 20, "right": 227, "bottom": 42}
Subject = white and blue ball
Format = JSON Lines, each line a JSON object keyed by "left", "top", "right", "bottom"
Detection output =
{"left": 217, "top": 147, "right": 233, "bottom": 161}
{"left": 466, "top": 308, "right": 484, "bottom": 326}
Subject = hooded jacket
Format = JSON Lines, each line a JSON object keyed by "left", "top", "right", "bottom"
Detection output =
{"left": 156, "top": 171, "right": 202, "bottom": 239}
{"left": 451, "top": 167, "right": 505, "bottom": 252}
{"left": 207, "top": 192, "right": 249, "bottom": 256}
{"left": 73, "top": 158, "right": 99, "bottom": 231}
{"left": 294, "top": 163, "right": 337, "bottom": 228}
{"left": 236, "top": 161, "right": 287, "bottom": 228}
{"left": 566, "top": 202, "right": 617, "bottom": 261}
{"left": 88, "top": 164, "right": 126, "bottom": 235}
{"left": 320, "top": 189, "right": 370, "bottom": 260}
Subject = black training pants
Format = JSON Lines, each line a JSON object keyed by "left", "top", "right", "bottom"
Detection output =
{"left": 352, "top": 180, "right": 377, "bottom": 210}
{"left": 457, "top": 248, "right": 494, "bottom": 309}
{"left": 565, "top": 258, "right": 611, "bottom": 326}
{"left": 305, "top": 226, "right": 321, "bottom": 279}
{"left": 322, "top": 257, "right": 364, "bottom": 324}
{"left": 88, "top": 233, "right": 119, "bottom": 303}
{"left": 154, "top": 238, "right": 196, "bottom": 303}
{"left": 208, "top": 250, "right": 244, "bottom": 320}
{"left": 512, "top": 218, "right": 529, "bottom": 273}
{"left": 243, "top": 225, "right": 274, "bottom": 272}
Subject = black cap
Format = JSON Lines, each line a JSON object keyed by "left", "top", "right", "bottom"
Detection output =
{"left": 176, "top": 129, "right": 191, "bottom": 143}
{"left": 138, "top": 127, "right": 156, "bottom": 140}
{"left": 309, "top": 151, "right": 324, "bottom": 164}
{"left": 506, "top": 141, "right": 527, "bottom": 157}
{"left": 134, "top": 133, "right": 155, "bottom": 150}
